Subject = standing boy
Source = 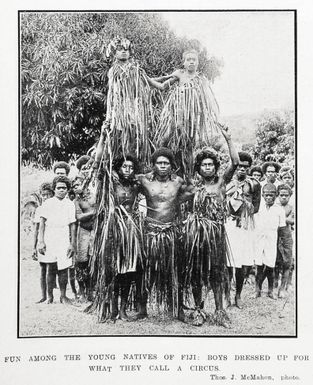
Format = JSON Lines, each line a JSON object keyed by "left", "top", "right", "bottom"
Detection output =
{"left": 38, "top": 176, "right": 76, "bottom": 304}
{"left": 254, "top": 184, "right": 286, "bottom": 299}
{"left": 276, "top": 184, "right": 294, "bottom": 298}
{"left": 32, "top": 182, "right": 54, "bottom": 303}
{"left": 154, "top": 49, "right": 219, "bottom": 178}
{"left": 72, "top": 176, "right": 96, "bottom": 302}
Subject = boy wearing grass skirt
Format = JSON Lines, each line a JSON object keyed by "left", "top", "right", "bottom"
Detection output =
{"left": 103, "top": 36, "right": 168, "bottom": 164}
{"left": 182, "top": 125, "right": 239, "bottom": 327}
{"left": 153, "top": 49, "right": 220, "bottom": 178}
{"left": 87, "top": 154, "right": 144, "bottom": 322}
{"left": 135, "top": 148, "right": 194, "bottom": 319}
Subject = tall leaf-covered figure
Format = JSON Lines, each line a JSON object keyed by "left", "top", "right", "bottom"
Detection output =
{"left": 154, "top": 49, "right": 220, "bottom": 178}
{"left": 104, "top": 36, "right": 153, "bottom": 162}
{"left": 87, "top": 37, "right": 156, "bottom": 322}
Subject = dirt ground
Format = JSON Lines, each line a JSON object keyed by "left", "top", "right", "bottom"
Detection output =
{"left": 19, "top": 166, "right": 296, "bottom": 337}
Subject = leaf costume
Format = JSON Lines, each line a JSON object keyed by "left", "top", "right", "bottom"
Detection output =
{"left": 86, "top": 172, "right": 143, "bottom": 322}
{"left": 184, "top": 179, "right": 230, "bottom": 291}
{"left": 106, "top": 60, "right": 153, "bottom": 163}
{"left": 143, "top": 217, "right": 181, "bottom": 317}
{"left": 154, "top": 72, "right": 219, "bottom": 177}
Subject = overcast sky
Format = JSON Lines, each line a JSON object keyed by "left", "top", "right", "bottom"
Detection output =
{"left": 162, "top": 11, "right": 295, "bottom": 116}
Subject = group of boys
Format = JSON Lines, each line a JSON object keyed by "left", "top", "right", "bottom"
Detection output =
{"left": 31, "top": 133, "right": 295, "bottom": 329}
{"left": 29, "top": 37, "right": 295, "bottom": 328}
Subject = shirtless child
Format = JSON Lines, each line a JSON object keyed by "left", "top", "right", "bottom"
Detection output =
{"left": 275, "top": 184, "right": 294, "bottom": 298}
{"left": 136, "top": 148, "right": 193, "bottom": 318}
{"left": 72, "top": 176, "right": 96, "bottom": 302}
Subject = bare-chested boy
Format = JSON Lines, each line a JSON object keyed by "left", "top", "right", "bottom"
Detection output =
{"left": 72, "top": 176, "right": 96, "bottom": 302}
{"left": 275, "top": 184, "right": 294, "bottom": 298}
{"left": 135, "top": 148, "right": 193, "bottom": 319}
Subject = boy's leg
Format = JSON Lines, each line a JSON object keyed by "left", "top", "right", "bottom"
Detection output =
{"left": 191, "top": 270, "right": 202, "bottom": 309}
{"left": 75, "top": 262, "right": 86, "bottom": 301}
{"left": 36, "top": 263, "right": 47, "bottom": 303}
{"left": 47, "top": 263, "right": 57, "bottom": 304}
{"left": 68, "top": 267, "right": 77, "bottom": 299}
{"left": 278, "top": 262, "right": 290, "bottom": 298}
{"left": 119, "top": 273, "right": 131, "bottom": 321}
{"left": 266, "top": 266, "right": 276, "bottom": 299}
{"left": 111, "top": 275, "right": 119, "bottom": 320}
{"left": 235, "top": 267, "right": 245, "bottom": 308}
{"left": 286, "top": 260, "right": 294, "bottom": 291}
{"left": 255, "top": 264, "right": 266, "bottom": 298}
{"left": 134, "top": 268, "right": 148, "bottom": 319}
{"left": 209, "top": 269, "right": 231, "bottom": 329}
{"left": 59, "top": 268, "right": 72, "bottom": 304}
{"left": 224, "top": 267, "right": 233, "bottom": 308}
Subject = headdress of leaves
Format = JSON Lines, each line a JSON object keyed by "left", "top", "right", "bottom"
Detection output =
{"left": 106, "top": 36, "right": 133, "bottom": 59}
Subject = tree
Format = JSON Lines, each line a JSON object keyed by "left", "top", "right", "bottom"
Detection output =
{"left": 253, "top": 110, "right": 295, "bottom": 166}
{"left": 21, "top": 12, "right": 223, "bottom": 167}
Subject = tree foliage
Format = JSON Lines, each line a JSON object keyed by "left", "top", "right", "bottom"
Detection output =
{"left": 252, "top": 110, "right": 295, "bottom": 166}
{"left": 21, "top": 12, "right": 223, "bottom": 167}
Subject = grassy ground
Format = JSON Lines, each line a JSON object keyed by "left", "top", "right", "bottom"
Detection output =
{"left": 19, "top": 166, "right": 296, "bottom": 337}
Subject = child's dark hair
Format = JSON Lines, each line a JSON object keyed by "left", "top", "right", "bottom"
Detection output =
{"left": 76, "top": 155, "right": 91, "bottom": 171}
{"left": 53, "top": 161, "right": 70, "bottom": 175}
{"left": 40, "top": 182, "right": 54, "bottom": 195}
{"left": 194, "top": 149, "right": 220, "bottom": 173}
{"left": 250, "top": 166, "right": 263, "bottom": 177}
{"left": 151, "top": 148, "right": 176, "bottom": 168}
{"left": 52, "top": 176, "right": 71, "bottom": 190}
{"left": 113, "top": 154, "right": 140, "bottom": 174}
{"left": 238, "top": 151, "right": 253, "bottom": 167}
{"left": 277, "top": 184, "right": 292, "bottom": 196}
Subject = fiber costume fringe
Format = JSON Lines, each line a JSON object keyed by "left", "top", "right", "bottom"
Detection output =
{"left": 144, "top": 217, "right": 180, "bottom": 317}
{"left": 86, "top": 154, "right": 143, "bottom": 322}
{"left": 154, "top": 74, "right": 219, "bottom": 177}
{"left": 106, "top": 60, "right": 153, "bottom": 163}
{"left": 184, "top": 184, "right": 230, "bottom": 290}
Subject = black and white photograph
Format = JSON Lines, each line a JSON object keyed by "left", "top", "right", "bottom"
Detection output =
{"left": 19, "top": 10, "right": 296, "bottom": 337}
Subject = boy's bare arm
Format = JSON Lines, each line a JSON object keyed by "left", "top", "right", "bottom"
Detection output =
{"left": 145, "top": 76, "right": 171, "bottom": 91}
{"left": 219, "top": 124, "right": 239, "bottom": 184}
{"left": 93, "top": 120, "right": 111, "bottom": 170}
{"left": 152, "top": 74, "right": 173, "bottom": 82}
{"left": 286, "top": 207, "right": 295, "bottom": 226}
{"left": 144, "top": 69, "right": 178, "bottom": 90}
{"left": 38, "top": 217, "right": 46, "bottom": 254}
{"left": 67, "top": 222, "right": 77, "bottom": 262}
{"left": 179, "top": 179, "right": 195, "bottom": 202}
{"left": 32, "top": 223, "right": 39, "bottom": 260}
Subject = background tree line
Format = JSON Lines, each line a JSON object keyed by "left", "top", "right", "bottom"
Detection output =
{"left": 21, "top": 12, "right": 223, "bottom": 167}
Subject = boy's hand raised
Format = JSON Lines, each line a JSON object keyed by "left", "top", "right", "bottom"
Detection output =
{"left": 218, "top": 123, "right": 232, "bottom": 141}
{"left": 38, "top": 242, "right": 46, "bottom": 255}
